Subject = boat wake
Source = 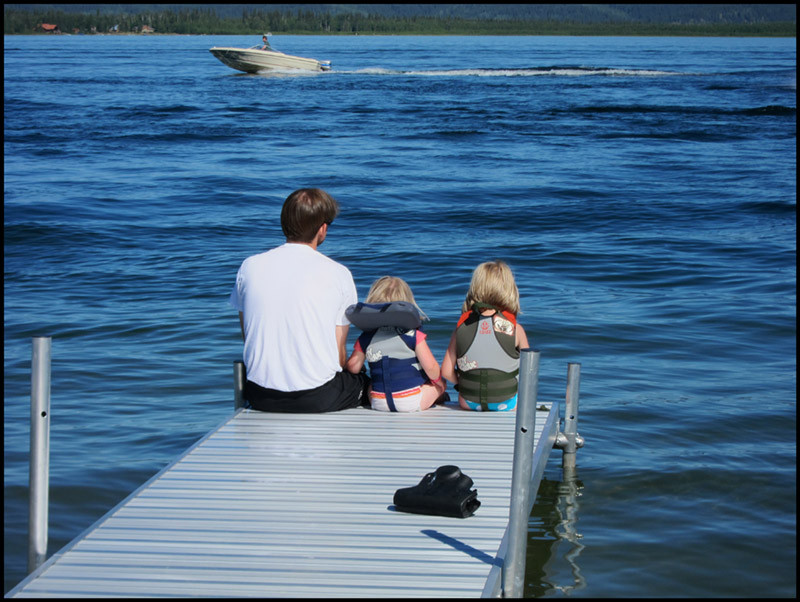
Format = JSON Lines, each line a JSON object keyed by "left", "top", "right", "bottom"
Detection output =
{"left": 250, "top": 67, "right": 325, "bottom": 77}
{"left": 345, "top": 66, "right": 683, "bottom": 77}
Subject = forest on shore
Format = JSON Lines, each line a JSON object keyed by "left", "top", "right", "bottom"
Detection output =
{"left": 3, "top": 4, "right": 796, "bottom": 37}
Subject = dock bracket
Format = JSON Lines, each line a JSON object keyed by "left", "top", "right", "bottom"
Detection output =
{"left": 555, "top": 431, "right": 585, "bottom": 449}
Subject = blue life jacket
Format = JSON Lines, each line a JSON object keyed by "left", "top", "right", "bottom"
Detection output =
{"left": 348, "top": 302, "right": 426, "bottom": 412}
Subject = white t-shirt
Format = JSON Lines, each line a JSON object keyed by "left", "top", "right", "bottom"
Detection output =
{"left": 229, "top": 243, "right": 357, "bottom": 392}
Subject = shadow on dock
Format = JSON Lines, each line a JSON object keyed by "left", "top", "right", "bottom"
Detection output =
{"left": 421, "top": 529, "right": 503, "bottom": 567}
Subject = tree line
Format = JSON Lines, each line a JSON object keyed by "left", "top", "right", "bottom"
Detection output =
{"left": 3, "top": 6, "right": 795, "bottom": 36}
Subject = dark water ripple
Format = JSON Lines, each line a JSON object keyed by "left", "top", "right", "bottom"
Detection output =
{"left": 4, "top": 34, "right": 796, "bottom": 597}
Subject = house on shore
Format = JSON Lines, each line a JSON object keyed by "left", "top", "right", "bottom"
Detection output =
{"left": 37, "top": 23, "right": 61, "bottom": 34}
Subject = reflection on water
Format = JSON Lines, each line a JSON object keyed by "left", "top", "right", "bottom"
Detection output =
{"left": 525, "top": 465, "right": 586, "bottom": 597}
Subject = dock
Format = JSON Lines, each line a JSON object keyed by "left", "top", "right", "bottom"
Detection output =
{"left": 8, "top": 401, "right": 559, "bottom": 598}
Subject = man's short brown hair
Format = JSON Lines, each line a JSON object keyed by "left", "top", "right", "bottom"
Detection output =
{"left": 280, "top": 188, "right": 340, "bottom": 243}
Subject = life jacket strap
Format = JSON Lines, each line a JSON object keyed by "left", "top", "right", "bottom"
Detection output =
{"left": 381, "top": 356, "right": 397, "bottom": 412}
{"left": 479, "top": 371, "right": 488, "bottom": 411}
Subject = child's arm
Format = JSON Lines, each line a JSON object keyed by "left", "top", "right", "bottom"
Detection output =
{"left": 440, "top": 330, "right": 458, "bottom": 384}
{"left": 336, "top": 324, "right": 350, "bottom": 367}
{"left": 516, "top": 323, "right": 530, "bottom": 350}
{"left": 414, "top": 338, "right": 442, "bottom": 383}
{"left": 345, "top": 347, "right": 365, "bottom": 374}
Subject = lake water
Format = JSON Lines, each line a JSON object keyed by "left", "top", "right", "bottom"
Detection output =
{"left": 4, "top": 34, "right": 796, "bottom": 597}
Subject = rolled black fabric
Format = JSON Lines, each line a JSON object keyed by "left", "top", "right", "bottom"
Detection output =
{"left": 393, "top": 465, "right": 481, "bottom": 518}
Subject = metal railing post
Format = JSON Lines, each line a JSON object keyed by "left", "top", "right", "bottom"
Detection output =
{"left": 562, "top": 363, "right": 581, "bottom": 469}
{"left": 28, "top": 336, "right": 51, "bottom": 574}
{"left": 233, "top": 360, "right": 246, "bottom": 410}
{"left": 502, "top": 348, "right": 540, "bottom": 598}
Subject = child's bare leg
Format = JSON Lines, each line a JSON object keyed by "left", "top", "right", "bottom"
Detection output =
{"left": 419, "top": 380, "right": 447, "bottom": 410}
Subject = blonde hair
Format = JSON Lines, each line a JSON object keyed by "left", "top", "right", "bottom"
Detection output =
{"left": 365, "top": 276, "right": 428, "bottom": 321}
{"left": 461, "top": 260, "right": 521, "bottom": 316}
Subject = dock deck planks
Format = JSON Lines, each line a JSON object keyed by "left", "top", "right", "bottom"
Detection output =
{"left": 9, "top": 402, "right": 558, "bottom": 598}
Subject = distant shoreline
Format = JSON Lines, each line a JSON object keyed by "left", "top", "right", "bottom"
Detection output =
{"left": 6, "top": 30, "right": 797, "bottom": 38}
{"left": 5, "top": 4, "right": 794, "bottom": 38}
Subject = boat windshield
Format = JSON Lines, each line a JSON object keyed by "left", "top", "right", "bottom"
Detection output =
{"left": 249, "top": 42, "right": 275, "bottom": 52}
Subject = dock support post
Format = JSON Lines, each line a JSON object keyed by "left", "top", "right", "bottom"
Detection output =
{"left": 502, "top": 348, "right": 540, "bottom": 598}
{"left": 562, "top": 362, "right": 581, "bottom": 469}
{"left": 233, "top": 361, "right": 245, "bottom": 410}
{"left": 28, "top": 336, "right": 51, "bottom": 574}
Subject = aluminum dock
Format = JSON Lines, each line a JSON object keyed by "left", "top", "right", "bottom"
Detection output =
{"left": 8, "top": 400, "right": 559, "bottom": 598}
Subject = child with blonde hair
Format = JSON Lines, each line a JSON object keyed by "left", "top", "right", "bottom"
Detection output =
{"left": 345, "top": 276, "right": 447, "bottom": 412}
{"left": 441, "top": 261, "right": 529, "bottom": 411}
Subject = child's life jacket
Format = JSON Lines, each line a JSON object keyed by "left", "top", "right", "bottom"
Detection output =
{"left": 454, "top": 302, "right": 520, "bottom": 410}
{"left": 346, "top": 302, "right": 427, "bottom": 412}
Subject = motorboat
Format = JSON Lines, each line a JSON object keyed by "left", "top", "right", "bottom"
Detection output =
{"left": 209, "top": 42, "right": 331, "bottom": 73}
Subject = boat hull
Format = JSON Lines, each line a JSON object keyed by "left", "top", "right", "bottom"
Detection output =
{"left": 209, "top": 47, "right": 330, "bottom": 73}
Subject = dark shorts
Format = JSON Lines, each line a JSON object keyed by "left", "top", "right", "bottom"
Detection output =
{"left": 245, "top": 370, "right": 370, "bottom": 413}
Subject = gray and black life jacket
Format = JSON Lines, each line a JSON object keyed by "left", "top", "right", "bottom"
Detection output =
{"left": 454, "top": 303, "right": 520, "bottom": 410}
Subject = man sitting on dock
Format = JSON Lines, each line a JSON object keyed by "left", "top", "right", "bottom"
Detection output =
{"left": 230, "top": 188, "right": 369, "bottom": 412}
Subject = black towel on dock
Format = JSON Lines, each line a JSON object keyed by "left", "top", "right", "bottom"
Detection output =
{"left": 393, "top": 465, "right": 480, "bottom": 518}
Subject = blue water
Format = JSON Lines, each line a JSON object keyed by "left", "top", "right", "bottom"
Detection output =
{"left": 4, "top": 34, "right": 796, "bottom": 596}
